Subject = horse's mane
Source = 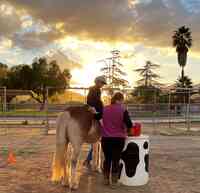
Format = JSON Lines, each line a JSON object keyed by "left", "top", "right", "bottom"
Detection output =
{"left": 65, "top": 105, "right": 96, "bottom": 133}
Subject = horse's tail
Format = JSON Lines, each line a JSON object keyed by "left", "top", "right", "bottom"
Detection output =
{"left": 51, "top": 112, "right": 69, "bottom": 182}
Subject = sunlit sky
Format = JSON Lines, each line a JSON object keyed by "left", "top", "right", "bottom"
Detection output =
{"left": 1, "top": 0, "right": 200, "bottom": 87}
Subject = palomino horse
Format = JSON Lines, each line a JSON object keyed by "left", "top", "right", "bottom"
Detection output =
{"left": 51, "top": 105, "right": 102, "bottom": 190}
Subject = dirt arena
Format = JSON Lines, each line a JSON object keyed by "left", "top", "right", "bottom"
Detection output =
{"left": 0, "top": 126, "right": 200, "bottom": 193}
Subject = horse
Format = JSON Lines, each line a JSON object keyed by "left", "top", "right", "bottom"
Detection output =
{"left": 51, "top": 105, "right": 102, "bottom": 190}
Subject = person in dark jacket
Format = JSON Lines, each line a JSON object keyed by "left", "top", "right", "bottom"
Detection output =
{"left": 83, "top": 75, "right": 107, "bottom": 168}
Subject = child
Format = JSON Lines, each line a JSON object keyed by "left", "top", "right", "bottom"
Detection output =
{"left": 101, "top": 92, "right": 133, "bottom": 188}
{"left": 83, "top": 75, "right": 107, "bottom": 168}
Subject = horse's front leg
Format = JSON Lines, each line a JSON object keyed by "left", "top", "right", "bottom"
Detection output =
{"left": 92, "top": 141, "right": 102, "bottom": 173}
{"left": 69, "top": 144, "right": 81, "bottom": 190}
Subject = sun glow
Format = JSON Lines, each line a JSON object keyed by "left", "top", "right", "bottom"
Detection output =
{"left": 57, "top": 36, "right": 150, "bottom": 87}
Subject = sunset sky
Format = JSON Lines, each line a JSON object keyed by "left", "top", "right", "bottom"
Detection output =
{"left": 0, "top": 0, "right": 200, "bottom": 87}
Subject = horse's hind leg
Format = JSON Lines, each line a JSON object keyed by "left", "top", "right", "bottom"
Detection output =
{"left": 51, "top": 141, "right": 68, "bottom": 184}
{"left": 52, "top": 112, "right": 69, "bottom": 184}
{"left": 61, "top": 142, "right": 69, "bottom": 187}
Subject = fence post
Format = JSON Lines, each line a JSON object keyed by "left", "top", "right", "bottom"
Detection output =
{"left": 168, "top": 92, "right": 171, "bottom": 129}
{"left": 3, "top": 86, "right": 7, "bottom": 112}
{"left": 44, "top": 87, "right": 49, "bottom": 135}
{"left": 84, "top": 88, "right": 87, "bottom": 103}
{"left": 187, "top": 89, "right": 191, "bottom": 131}
{"left": 153, "top": 89, "right": 157, "bottom": 134}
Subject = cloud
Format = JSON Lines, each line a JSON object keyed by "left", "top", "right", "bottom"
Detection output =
{"left": 7, "top": 0, "right": 135, "bottom": 41}
{"left": 0, "top": 3, "right": 22, "bottom": 38}
{"left": 46, "top": 50, "right": 82, "bottom": 70}
{"left": 2, "top": 0, "right": 200, "bottom": 54}
{"left": 13, "top": 30, "right": 63, "bottom": 49}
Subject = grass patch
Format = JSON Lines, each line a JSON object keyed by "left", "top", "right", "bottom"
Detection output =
{"left": 0, "top": 110, "right": 58, "bottom": 116}
{"left": 1, "top": 146, "right": 9, "bottom": 156}
{"left": 1, "top": 146, "right": 38, "bottom": 158}
{"left": 16, "top": 148, "right": 37, "bottom": 157}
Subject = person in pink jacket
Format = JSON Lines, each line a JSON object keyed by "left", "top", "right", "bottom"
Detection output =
{"left": 101, "top": 92, "right": 133, "bottom": 188}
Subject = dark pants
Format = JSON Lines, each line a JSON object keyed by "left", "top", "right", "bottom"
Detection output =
{"left": 101, "top": 137, "right": 125, "bottom": 178}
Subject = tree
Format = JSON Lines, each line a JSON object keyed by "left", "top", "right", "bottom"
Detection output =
{"left": 132, "top": 85, "right": 161, "bottom": 104}
{"left": 63, "top": 69, "right": 72, "bottom": 84}
{"left": 0, "top": 63, "right": 8, "bottom": 104}
{"left": 6, "top": 65, "right": 33, "bottom": 89}
{"left": 30, "top": 58, "right": 71, "bottom": 105}
{"left": 0, "top": 63, "right": 8, "bottom": 86}
{"left": 172, "top": 26, "right": 192, "bottom": 79}
{"left": 100, "top": 50, "right": 129, "bottom": 93}
{"left": 176, "top": 76, "right": 193, "bottom": 89}
{"left": 135, "top": 61, "right": 161, "bottom": 87}
{"left": 175, "top": 75, "right": 193, "bottom": 103}
{"left": 133, "top": 61, "right": 162, "bottom": 103}
{"left": 5, "top": 57, "right": 71, "bottom": 106}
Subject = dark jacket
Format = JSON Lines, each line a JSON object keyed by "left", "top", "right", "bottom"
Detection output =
{"left": 87, "top": 86, "right": 103, "bottom": 119}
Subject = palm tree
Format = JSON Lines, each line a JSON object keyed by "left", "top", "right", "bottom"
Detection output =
{"left": 135, "top": 61, "right": 160, "bottom": 87}
{"left": 175, "top": 75, "right": 193, "bottom": 103}
{"left": 176, "top": 76, "right": 193, "bottom": 89}
{"left": 172, "top": 26, "right": 192, "bottom": 80}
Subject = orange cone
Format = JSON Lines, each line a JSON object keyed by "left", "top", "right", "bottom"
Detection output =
{"left": 7, "top": 150, "right": 16, "bottom": 164}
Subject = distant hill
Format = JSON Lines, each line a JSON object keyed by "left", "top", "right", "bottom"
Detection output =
{"left": 50, "top": 90, "right": 85, "bottom": 103}
{"left": 9, "top": 90, "right": 85, "bottom": 104}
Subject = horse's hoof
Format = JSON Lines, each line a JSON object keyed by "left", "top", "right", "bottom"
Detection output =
{"left": 61, "top": 180, "right": 69, "bottom": 187}
{"left": 96, "top": 168, "right": 102, "bottom": 173}
{"left": 52, "top": 180, "right": 61, "bottom": 185}
{"left": 92, "top": 167, "right": 102, "bottom": 173}
{"left": 70, "top": 184, "right": 78, "bottom": 191}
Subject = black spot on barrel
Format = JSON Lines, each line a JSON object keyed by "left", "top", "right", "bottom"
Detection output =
{"left": 143, "top": 141, "right": 148, "bottom": 149}
{"left": 121, "top": 142, "right": 140, "bottom": 177}
{"left": 144, "top": 154, "right": 149, "bottom": 172}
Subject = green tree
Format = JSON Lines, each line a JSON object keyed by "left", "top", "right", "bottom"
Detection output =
{"left": 6, "top": 64, "right": 33, "bottom": 89}
{"left": 135, "top": 61, "right": 160, "bottom": 87}
{"left": 30, "top": 58, "right": 71, "bottom": 105}
{"left": 132, "top": 85, "right": 161, "bottom": 104}
{"left": 5, "top": 57, "right": 71, "bottom": 106}
{"left": 175, "top": 75, "right": 193, "bottom": 103}
{"left": 0, "top": 63, "right": 8, "bottom": 105}
{"left": 133, "top": 61, "right": 162, "bottom": 103}
{"left": 172, "top": 26, "right": 192, "bottom": 79}
{"left": 63, "top": 69, "right": 72, "bottom": 84}
{"left": 176, "top": 76, "right": 193, "bottom": 89}
{"left": 101, "top": 50, "right": 129, "bottom": 93}
{"left": 0, "top": 63, "right": 8, "bottom": 86}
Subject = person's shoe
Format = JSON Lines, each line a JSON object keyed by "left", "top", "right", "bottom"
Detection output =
{"left": 103, "top": 169, "right": 110, "bottom": 186}
{"left": 110, "top": 182, "right": 120, "bottom": 189}
{"left": 83, "top": 160, "right": 92, "bottom": 170}
{"left": 111, "top": 173, "right": 120, "bottom": 189}
{"left": 103, "top": 177, "right": 110, "bottom": 186}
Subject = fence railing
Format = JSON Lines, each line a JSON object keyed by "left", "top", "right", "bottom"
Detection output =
{"left": 1, "top": 87, "right": 200, "bottom": 134}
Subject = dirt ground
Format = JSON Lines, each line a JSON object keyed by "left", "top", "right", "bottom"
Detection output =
{"left": 0, "top": 127, "right": 200, "bottom": 193}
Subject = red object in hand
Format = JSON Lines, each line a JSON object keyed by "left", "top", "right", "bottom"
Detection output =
{"left": 131, "top": 122, "right": 141, "bottom": 136}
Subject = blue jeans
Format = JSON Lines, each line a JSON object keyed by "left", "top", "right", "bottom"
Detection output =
{"left": 86, "top": 146, "right": 93, "bottom": 162}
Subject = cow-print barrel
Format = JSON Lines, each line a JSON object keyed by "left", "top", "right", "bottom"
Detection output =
{"left": 121, "top": 142, "right": 140, "bottom": 178}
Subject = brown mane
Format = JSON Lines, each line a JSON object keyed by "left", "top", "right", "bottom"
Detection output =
{"left": 65, "top": 105, "right": 93, "bottom": 129}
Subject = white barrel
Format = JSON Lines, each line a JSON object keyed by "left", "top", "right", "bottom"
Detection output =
{"left": 119, "top": 135, "right": 149, "bottom": 186}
